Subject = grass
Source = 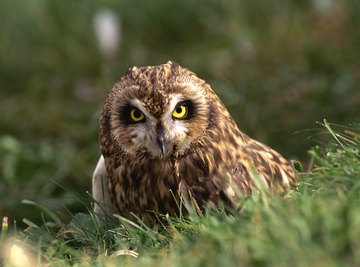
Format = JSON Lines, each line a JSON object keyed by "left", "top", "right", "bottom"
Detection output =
{"left": 1, "top": 121, "right": 360, "bottom": 266}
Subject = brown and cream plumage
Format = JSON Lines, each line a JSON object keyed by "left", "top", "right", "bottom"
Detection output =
{"left": 92, "top": 61, "right": 297, "bottom": 224}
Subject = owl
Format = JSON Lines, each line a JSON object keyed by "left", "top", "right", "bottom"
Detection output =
{"left": 92, "top": 61, "right": 297, "bottom": 224}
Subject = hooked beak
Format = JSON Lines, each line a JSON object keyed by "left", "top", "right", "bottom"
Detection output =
{"left": 156, "top": 122, "right": 166, "bottom": 156}
{"left": 157, "top": 135, "right": 166, "bottom": 156}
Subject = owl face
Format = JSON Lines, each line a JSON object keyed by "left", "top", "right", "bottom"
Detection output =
{"left": 105, "top": 62, "right": 211, "bottom": 159}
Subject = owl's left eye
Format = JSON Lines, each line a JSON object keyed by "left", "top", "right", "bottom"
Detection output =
{"left": 130, "top": 108, "right": 145, "bottom": 122}
{"left": 172, "top": 104, "right": 188, "bottom": 119}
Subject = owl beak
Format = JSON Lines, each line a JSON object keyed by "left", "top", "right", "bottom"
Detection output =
{"left": 156, "top": 122, "right": 166, "bottom": 156}
{"left": 157, "top": 135, "right": 166, "bottom": 156}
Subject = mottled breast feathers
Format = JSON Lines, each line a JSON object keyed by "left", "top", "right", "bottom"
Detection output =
{"left": 92, "top": 61, "right": 297, "bottom": 225}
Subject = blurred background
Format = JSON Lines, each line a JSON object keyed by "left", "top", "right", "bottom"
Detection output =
{"left": 0, "top": 0, "right": 359, "bottom": 226}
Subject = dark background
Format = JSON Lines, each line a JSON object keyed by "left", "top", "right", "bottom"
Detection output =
{"left": 1, "top": 0, "right": 359, "bottom": 225}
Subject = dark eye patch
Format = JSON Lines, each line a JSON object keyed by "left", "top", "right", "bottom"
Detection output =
{"left": 119, "top": 104, "right": 146, "bottom": 124}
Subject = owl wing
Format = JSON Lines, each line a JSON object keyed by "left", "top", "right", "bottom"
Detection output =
{"left": 92, "top": 155, "right": 115, "bottom": 220}
{"left": 219, "top": 139, "right": 297, "bottom": 207}
{"left": 239, "top": 139, "right": 297, "bottom": 190}
{"left": 184, "top": 139, "right": 297, "bottom": 210}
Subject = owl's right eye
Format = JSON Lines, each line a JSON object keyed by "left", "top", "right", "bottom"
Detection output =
{"left": 120, "top": 105, "right": 146, "bottom": 124}
{"left": 129, "top": 108, "right": 145, "bottom": 122}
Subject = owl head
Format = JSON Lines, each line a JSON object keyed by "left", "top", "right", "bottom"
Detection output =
{"left": 100, "top": 61, "right": 218, "bottom": 159}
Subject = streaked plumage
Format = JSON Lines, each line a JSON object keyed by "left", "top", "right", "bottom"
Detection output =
{"left": 92, "top": 61, "right": 297, "bottom": 224}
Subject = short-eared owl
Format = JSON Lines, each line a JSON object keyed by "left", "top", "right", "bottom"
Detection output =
{"left": 92, "top": 61, "right": 297, "bottom": 224}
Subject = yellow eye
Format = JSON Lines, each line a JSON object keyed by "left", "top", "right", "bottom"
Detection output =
{"left": 172, "top": 104, "right": 188, "bottom": 119}
{"left": 130, "top": 108, "right": 145, "bottom": 122}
